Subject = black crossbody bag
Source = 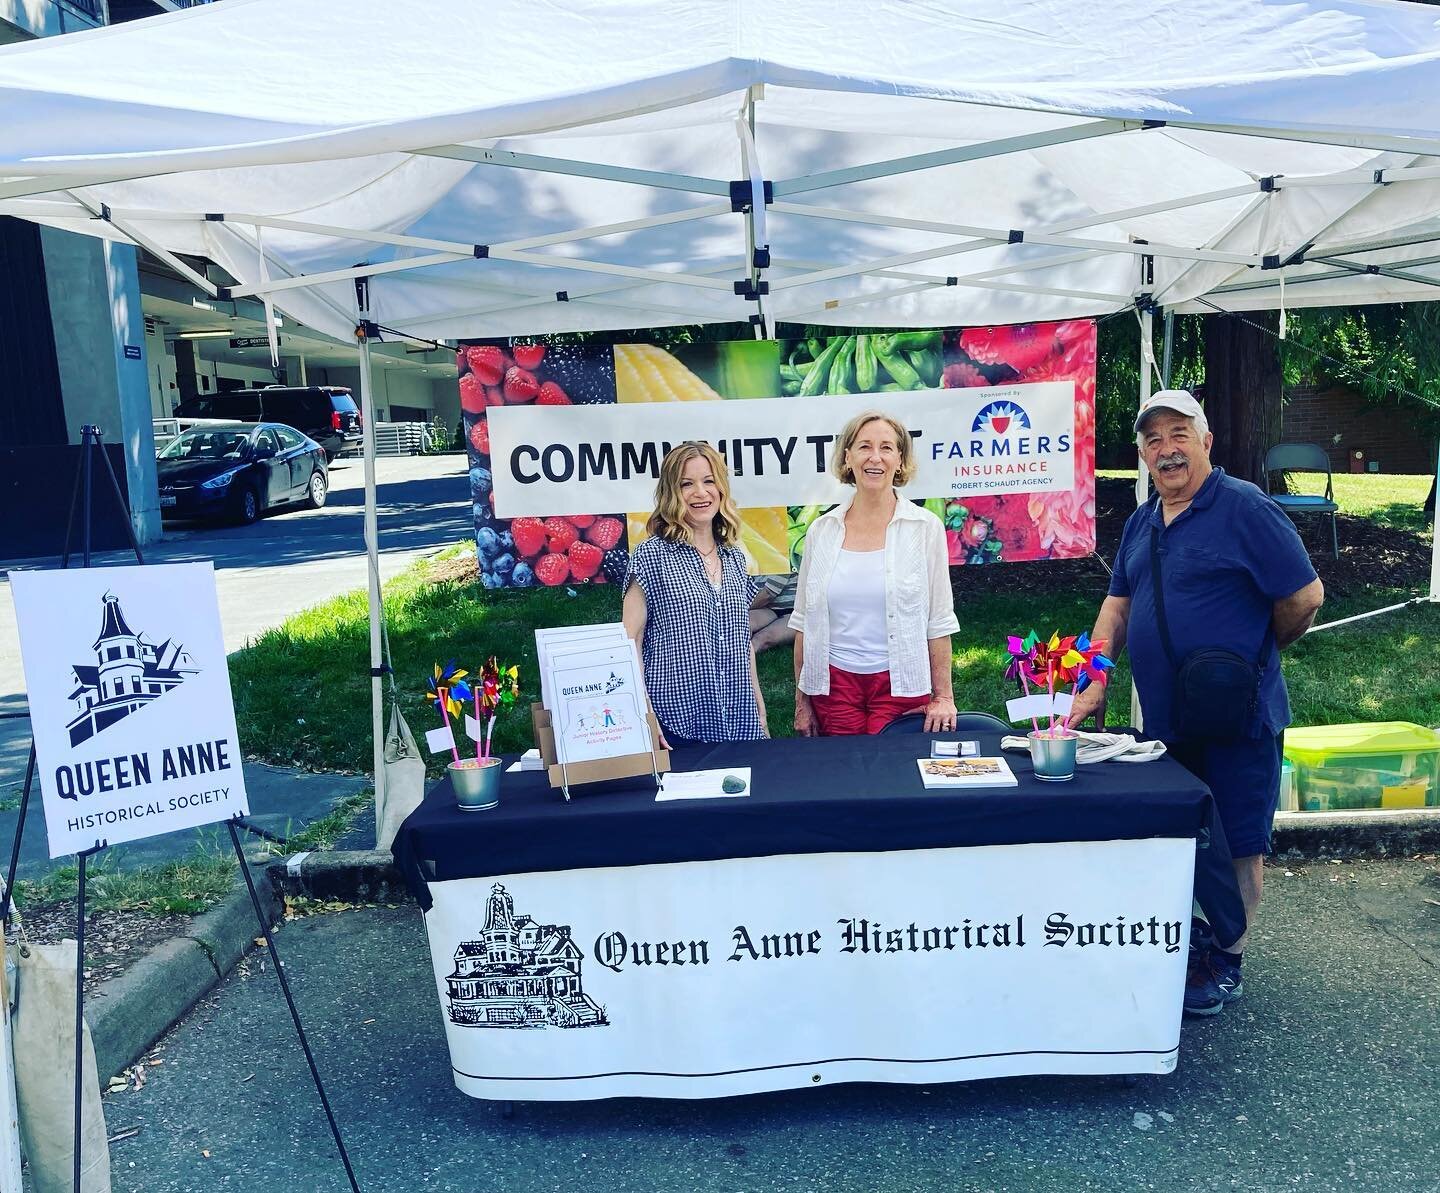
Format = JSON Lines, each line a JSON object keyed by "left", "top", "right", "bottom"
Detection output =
{"left": 1149, "top": 526, "right": 1272, "bottom": 743}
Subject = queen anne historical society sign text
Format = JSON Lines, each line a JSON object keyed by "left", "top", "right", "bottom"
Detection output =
{"left": 422, "top": 838, "right": 1194, "bottom": 1100}
{"left": 12, "top": 562, "right": 250, "bottom": 858}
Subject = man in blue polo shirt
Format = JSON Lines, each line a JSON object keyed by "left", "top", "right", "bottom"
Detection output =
{"left": 1068, "top": 390, "right": 1324, "bottom": 1016}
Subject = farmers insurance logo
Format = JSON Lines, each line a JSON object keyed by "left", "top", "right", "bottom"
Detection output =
{"left": 972, "top": 400, "right": 1031, "bottom": 435}
{"left": 64, "top": 591, "right": 198, "bottom": 747}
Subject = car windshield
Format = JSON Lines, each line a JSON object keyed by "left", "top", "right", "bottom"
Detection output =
{"left": 159, "top": 430, "right": 251, "bottom": 461}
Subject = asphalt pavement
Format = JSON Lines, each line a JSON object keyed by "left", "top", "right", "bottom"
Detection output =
{"left": 102, "top": 856, "right": 1440, "bottom": 1193}
{"left": 0, "top": 453, "right": 468, "bottom": 868}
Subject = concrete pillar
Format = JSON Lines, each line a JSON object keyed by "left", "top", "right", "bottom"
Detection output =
{"left": 281, "top": 354, "right": 307, "bottom": 385}
{"left": 40, "top": 230, "right": 162, "bottom": 545}
{"left": 144, "top": 315, "right": 179, "bottom": 416}
{"left": 173, "top": 338, "right": 201, "bottom": 403}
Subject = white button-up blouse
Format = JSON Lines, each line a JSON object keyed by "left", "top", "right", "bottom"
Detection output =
{"left": 788, "top": 492, "right": 960, "bottom": 697}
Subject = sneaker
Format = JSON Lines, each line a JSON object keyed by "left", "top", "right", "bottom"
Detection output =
{"left": 1183, "top": 952, "right": 1243, "bottom": 1017}
{"left": 1189, "top": 917, "right": 1215, "bottom": 959}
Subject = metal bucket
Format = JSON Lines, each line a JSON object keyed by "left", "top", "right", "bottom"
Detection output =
{"left": 1028, "top": 732, "right": 1077, "bottom": 782}
{"left": 450, "top": 758, "right": 502, "bottom": 810}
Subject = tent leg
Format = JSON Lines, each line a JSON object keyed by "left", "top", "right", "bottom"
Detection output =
{"left": 1131, "top": 307, "right": 1155, "bottom": 731}
{"left": 355, "top": 285, "right": 388, "bottom": 823}
{"left": 1430, "top": 441, "right": 1440, "bottom": 601}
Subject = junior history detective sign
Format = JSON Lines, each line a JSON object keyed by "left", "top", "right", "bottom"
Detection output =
{"left": 12, "top": 562, "right": 250, "bottom": 858}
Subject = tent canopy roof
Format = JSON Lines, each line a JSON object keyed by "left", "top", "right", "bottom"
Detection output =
{"left": 6, "top": 0, "right": 1440, "bottom": 340}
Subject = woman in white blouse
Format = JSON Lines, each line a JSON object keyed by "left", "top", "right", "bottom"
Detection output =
{"left": 790, "top": 411, "right": 959, "bottom": 736}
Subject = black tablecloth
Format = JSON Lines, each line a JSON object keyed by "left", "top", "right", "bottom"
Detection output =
{"left": 392, "top": 733, "right": 1244, "bottom": 940}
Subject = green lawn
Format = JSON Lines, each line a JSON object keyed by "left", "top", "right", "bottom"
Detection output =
{"left": 1099, "top": 468, "right": 1435, "bottom": 533}
{"left": 228, "top": 547, "right": 1440, "bottom": 779}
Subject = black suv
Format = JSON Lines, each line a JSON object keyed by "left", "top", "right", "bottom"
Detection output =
{"left": 174, "top": 386, "right": 362, "bottom": 461}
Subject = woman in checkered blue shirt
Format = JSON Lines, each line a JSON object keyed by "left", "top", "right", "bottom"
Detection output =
{"left": 622, "top": 443, "right": 768, "bottom": 748}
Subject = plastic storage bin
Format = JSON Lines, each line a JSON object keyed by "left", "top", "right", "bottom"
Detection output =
{"left": 1284, "top": 722, "right": 1440, "bottom": 812}
{"left": 1277, "top": 760, "right": 1297, "bottom": 812}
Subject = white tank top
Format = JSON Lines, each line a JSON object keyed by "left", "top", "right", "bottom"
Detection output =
{"left": 825, "top": 548, "right": 889, "bottom": 674}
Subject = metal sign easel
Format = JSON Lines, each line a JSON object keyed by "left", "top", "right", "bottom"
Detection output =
{"left": 0, "top": 427, "right": 361, "bottom": 1193}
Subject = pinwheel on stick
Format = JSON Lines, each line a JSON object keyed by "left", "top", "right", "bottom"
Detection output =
{"left": 1004, "top": 630, "right": 1115, "bottom": 736}
{"left": 475, "top": 656, "right": 521, "bottom": 761}
{"left": 426, "top": 660, "right": 470, "bottom": 764}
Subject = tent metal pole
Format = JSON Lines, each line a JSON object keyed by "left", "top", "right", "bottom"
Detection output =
{"left": 416, "top": 144, "right": 729, "bottom": 196}
{"left": 65, "top": 190, "right": 220, "bottom": 298}
{"left": 1131, "top": 306, "right": 1155, "bottom": 731}
{"left": 231, "top": 246, "right": 737, "bottom": 302}
{"left": 1162, "top": 310, "right": 1175, "bottom": 387}
{"left": 217, "top": 202, "right": 731, "bottom": 258}
{"left": 743, "top": 89, "right": 769, "bottom": 339}
{"left": 773, "top": 118, "right": 1137, "bottom": 195}
{"left": 1431, "top": 439, "right": 1440, "bottom": 602}
{"left": 385, "top": 260, "right": 744, "bottom": 331}
{"left": 355, "top": 284, "right": 388, "bottom": 819}
{"left": 777, "top": 274, "right": 1127, "bottom": 322}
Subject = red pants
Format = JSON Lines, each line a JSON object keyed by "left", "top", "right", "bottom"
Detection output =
{"left": 811, "top": 666, "right": 930, "bottom": 736}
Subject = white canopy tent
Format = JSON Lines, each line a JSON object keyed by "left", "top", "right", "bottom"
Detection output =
{"left": 5, "top": 0, "right": 1440, "bottom": 788}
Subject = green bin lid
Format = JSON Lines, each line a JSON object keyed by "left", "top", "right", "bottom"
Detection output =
{"left": 1285, "top": 721, "right": 1440, "bottom": 756}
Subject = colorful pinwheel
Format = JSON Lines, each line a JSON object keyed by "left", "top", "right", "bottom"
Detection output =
{"left": 1003, "top": 629, "right": 1115, "bottom": 734}
{"left": 474, "top": 656, "right": 522, "bottom": 760}
{"left": 425, "top": 660, "right": 470, "bottom": 763}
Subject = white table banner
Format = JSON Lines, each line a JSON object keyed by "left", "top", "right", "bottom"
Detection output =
{"left": 422, "top": 837, "right": 1193, "bottom": 1101}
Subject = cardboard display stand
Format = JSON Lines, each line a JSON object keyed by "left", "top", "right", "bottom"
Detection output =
{"left": 530, "top": 703, "right": 670, "bottom": 800}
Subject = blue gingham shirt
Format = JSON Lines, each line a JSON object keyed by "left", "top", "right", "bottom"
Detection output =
{"left": 626, "top": 536, "right": 764, "bottom": 742}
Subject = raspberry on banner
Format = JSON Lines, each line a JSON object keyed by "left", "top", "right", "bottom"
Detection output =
{"left": 585, "top": 517, "right": 624, "bottom": 551}
{"left": 535, "top": 553, "right": 570, "bottom": 587}
{"left": 543, "top": 517, "right": 578, "bottom": 553}
{"left": 568, "top": 541, "right": 603, "bottom": 581}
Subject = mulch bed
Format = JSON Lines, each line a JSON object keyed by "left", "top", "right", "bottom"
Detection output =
{"left": 15, "top": 904, "right": 196, "bottom": 997}
{"left": 434, "top": 475, "right": 1432, "bottom": 602}
{"left": 952, "top": 476, "right": 1431, "bottom": 601}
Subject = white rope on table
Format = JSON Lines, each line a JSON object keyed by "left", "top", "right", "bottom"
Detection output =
{"left": 1000, "top": 732, "right": 1168, "bottom": 765}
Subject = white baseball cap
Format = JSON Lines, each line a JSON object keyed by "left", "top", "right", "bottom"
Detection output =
{"left": 1134, "top": 389, "right": 1205, "bottom": 433}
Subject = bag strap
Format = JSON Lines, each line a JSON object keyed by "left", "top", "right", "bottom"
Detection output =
{"left": 1149, "top": 522, "right": 1274, "bottom": 667}
{"left": 1148, "top": 524, "right": 1181, "bottom": 670}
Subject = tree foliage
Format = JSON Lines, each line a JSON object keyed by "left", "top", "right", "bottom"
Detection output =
{"left": 1095, "top": 303, "right": 1440, "bottom": 464}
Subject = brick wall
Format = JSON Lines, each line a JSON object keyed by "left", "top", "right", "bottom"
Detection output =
{"left": 1281, "top": 385, "right": 1436, "bottom": 474}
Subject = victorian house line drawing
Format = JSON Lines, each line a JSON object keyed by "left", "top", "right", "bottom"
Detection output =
{"left": 446, "top": 883, "right": 608, "bottom": 1029}
{"left": 67, "top": 592, "right": 197, "bottom": 747}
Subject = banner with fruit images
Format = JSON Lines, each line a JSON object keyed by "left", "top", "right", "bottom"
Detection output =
{"left": 458, "top": 321, "right": 1094, "bottom": 589}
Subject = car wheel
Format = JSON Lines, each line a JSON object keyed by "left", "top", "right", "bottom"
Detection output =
{"left": 305, "top": 469, "right": 328, "bottom": 509}
{"left": 233, "top": 485, "right": 261, "bottom": 526}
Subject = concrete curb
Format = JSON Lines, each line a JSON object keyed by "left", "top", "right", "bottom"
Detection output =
{"left": 1272, "top": 807, "right": 1440, "bottom": 858}
{"left": 265, "top": 810, "right": 1440, "bottom": 907}
{"left": 88, "top": 857, "right": 281, "bottom": 1080}
{"left": 266, "top": 849, "right": 407, "bottom": 903}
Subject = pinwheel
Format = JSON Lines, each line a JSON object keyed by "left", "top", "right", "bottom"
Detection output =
{"left": 1005, "top": 631, "right": 1045, "bottom": 731}
{"left": 475, "top": 656, "right": 521, "bottom": 760}
{"left": 1003, "top": 629, "right": 1115, "bottom": 735}
{"left": 1072, "top": 633, "right": 1117, "bottom": 693}
{"left": 426, "top": 660, "right": 470, "bottom": 763}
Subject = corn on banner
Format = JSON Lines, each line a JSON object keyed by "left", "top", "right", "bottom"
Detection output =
{"left": 457, "top": 322, "right": 1096, "bottom": 591}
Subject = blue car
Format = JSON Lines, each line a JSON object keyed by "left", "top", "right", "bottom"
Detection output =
{"left": 157, "top": 421, "right": 328, "bottom": 525}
